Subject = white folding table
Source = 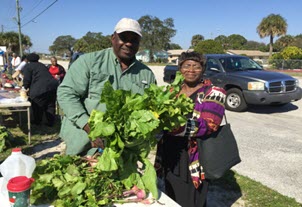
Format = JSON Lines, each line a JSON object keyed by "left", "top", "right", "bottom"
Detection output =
{"left": 0, "top": 91, "right": 31, "bottom": 144}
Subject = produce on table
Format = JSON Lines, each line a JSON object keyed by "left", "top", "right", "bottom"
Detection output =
{"left": 31, "top": 72, "right": 194, "bottom": 206}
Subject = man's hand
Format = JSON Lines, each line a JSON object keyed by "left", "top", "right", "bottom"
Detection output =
{"left": 91, "top": 138, "right": 105, "bottom": 149}
{"left": 83, "top": 123, "right": 105, "bottom": 149}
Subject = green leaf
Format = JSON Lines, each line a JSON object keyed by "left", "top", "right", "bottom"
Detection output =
{"left": 64, "top": 172, "right": 78, "bottom": 183}
{"left": 52, "top": 177, "right": 64, "bottom": 189}
{"left": 39, "top": 173, "right": 54, "bottom": 183}
{"left": 122, "top": 172, "right": 142, "bottom": 189}
{"left": 89, "top": 121, "right": 116, "bottom": 139}
{"left": 141, "top": 158, "right": 158, "bottom": 199}
{"left": 57, "top": 185, "right": 71, "bottom": 197}
{"left": 71, "top": 181, "right": 87, "bottom": 196}
{"left": 66, "top": 164, "right": 81, "bottom": 177}
{"left": 0, "top": 126, "right": 13, "bottom": 152}
{"left": 127, "top": 110, "right": 159, "bottom": 137}
{"left": 98, "top": 198, "right": 109, "bottom": 206}
{"left": 97, "top": 148, "right": 118, "bottom": 171}
{"left": 88, "top": 110, "right": 105, "bottom": 125}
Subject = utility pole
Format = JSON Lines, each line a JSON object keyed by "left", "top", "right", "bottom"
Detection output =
{"left": 16, "top": 0, "right": 23, "bottom": 56}
{"left": 1, "top": 25, "right": 3, "bottom": 33}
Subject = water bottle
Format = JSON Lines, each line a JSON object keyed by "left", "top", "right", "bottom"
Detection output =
{"left": 0, "top": 148, "right": 36, "bottom": 206}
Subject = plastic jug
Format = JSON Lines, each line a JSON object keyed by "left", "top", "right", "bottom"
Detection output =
{"left": 0, "top": 148, "right": 36, "bottom": 180}
{"left": 0, "top": 148, "right": 36, "bottom": 207}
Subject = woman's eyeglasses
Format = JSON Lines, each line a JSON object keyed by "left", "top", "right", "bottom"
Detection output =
{"left": 181, "top": 64, "right": 202, "bottom": 71}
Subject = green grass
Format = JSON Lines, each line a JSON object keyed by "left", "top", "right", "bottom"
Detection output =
{"left": 282, "top": 72, "right": 302, "bottom": 77}
{"left": 212, "top": 170, "right": 302, "bottom": 207}
{"left": 0, "top": 111, "right": 61, "bottom": 162}
{"left": 266, "top": 69, "right": 302, "bottom": 77}
{"left": 1, "top": 112, "right": 302, "bottom": 206}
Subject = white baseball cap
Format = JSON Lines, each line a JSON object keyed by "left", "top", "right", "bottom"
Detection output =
{"left": 114, "top": 18, "right": 142, "bottom": 37}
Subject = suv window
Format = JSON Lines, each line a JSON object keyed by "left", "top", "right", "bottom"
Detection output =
{"left": 206, "top": 58, "right": 221, "bottom": 71}
{"left": 219, "top": 56, "right": 263, "bottom": 71}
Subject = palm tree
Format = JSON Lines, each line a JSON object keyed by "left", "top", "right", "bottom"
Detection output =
{"left": 257, "top": 14, "right": 288, "bottom": 58}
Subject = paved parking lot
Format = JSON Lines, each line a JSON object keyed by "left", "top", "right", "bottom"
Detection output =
{"left": 149, "top": 65, "right": 302, "bottom": 203}
{"left": 228, "top": 97, "right": 302, "bottom": 203}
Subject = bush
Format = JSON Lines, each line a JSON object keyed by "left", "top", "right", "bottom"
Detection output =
{"left": 270, "top": 46, "right": 302, "bottom": 69}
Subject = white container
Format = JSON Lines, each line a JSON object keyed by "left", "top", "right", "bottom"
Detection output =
{"left": 0, "top": 148, "right": 36, "bottom": 180}
{"left": 19, "top": 87, "right": 28, "bottom": 101}
{"left": 0, "top": 148, "right": 36, "bottom": 207}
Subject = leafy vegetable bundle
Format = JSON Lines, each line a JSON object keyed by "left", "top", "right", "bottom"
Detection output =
{"left": 0, "top": 126, "right": 13, "bottom": 152}
{"left": 31, "top": 73, "right": 194, "bottom": 206}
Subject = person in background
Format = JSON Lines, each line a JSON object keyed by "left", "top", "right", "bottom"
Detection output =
{"left": 3, "top": 53, "right": 12, "bottom": 73}
{"left": 10, "top": 53, "right": 21, "bottom": 75}
{"left": 155, "top": 52, "right": 226, "bottom": 207}
{"left": 22, "top": 53, "right": 59, "bottom": 127}
{"left": 48, "top": 56, "right": 66, "bottom": 83}
{"left": 12, "top": 55, "right": 28, "bottom": 84}
{"left": 57, "top": 17, "right": 157, "bottom": 155}
{"left": 68, "top": 50, "right": 83, "bottom": 69}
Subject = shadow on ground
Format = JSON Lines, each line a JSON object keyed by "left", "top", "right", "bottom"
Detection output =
{"left": 247, "top": 102, "right": 299, "bottom": 114}
{"left": 25, "top": 138, "right": 64, "bottom": 160}
{"left": 208, "top": 170, "right": 243, "bottom": 207}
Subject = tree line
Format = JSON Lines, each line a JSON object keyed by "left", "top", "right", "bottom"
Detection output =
{"left": 1, "top": 14, "right": 302, "bottom": 62}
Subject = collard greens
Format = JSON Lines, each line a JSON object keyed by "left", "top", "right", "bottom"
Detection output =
{"left": 88, "top": 72, "right": 194, "bottom": 199}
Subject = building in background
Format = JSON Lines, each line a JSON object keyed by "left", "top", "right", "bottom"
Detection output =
{"left": 136, "top": 50, "right": 169, "bottom": 63}
{"left": 167, "top": 49, "right": 194, "bottom": 64}
{"left": 226, "top": 50, "right": 270, "bottom": 66}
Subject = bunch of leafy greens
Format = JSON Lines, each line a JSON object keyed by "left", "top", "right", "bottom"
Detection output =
{"left": 31, "top": 155, "right": 124, "bottom": 207}
{"left": 0, "top": 126, "right": 13, "bottom": 152}
{"left": 31, "top": 72, "right": 194, "bottom": 206}
{"left": 88, "top": 72, "right": 193, "bottom": 200}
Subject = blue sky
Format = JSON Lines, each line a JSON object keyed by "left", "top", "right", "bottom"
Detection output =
{"left": 1, "top": 0, "right": 301, "bottom": 54}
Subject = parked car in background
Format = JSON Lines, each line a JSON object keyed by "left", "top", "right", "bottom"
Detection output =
{"left": 163, "top": 64, "right": 178, "bottom": 83}
{"left": 163, "top": 54, "right": 302, "bottom": 112}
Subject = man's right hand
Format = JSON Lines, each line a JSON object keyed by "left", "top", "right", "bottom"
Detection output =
{"left": 91, "top": 138, "right": 105, "bottom": 149}
{"left": 83, "top": 123, "right": 105, "bottom": 149}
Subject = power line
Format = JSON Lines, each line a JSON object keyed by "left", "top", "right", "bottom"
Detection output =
{"left": 22, "top": 0, "right": 45, "bottom": 20}
{"left": 21, "top": 0, "right": 58, "bottom": 28}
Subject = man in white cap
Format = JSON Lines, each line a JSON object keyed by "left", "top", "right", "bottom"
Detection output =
{"left": 57, "top": 18, "right": 157, "bottom": 155}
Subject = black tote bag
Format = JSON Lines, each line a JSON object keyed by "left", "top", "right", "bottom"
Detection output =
{"left": 197, "top": 116, "right": 241, "bottom": 180}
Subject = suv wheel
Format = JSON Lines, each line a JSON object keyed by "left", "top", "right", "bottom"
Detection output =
{"left": 225, "top": 88, "right": 247, "bottom": 112}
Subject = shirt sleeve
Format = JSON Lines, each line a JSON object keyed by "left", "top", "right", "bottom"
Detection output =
{"left": 13, "top": 57, "right": 21, "bottom": 66}
{"left": 57, "top": 56, "right": 90, "bottom": 129}
{"left": 59, "top": 65, "right": 66, "bottom": 79}
{"left": 22, "top": 64, "right": 32, "bottom": 89}
{"left": 15, "top": 61, "right": 26, "bottom": 71}
{"left": 192, "top": 86, "right": 226, "bottom": 137}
